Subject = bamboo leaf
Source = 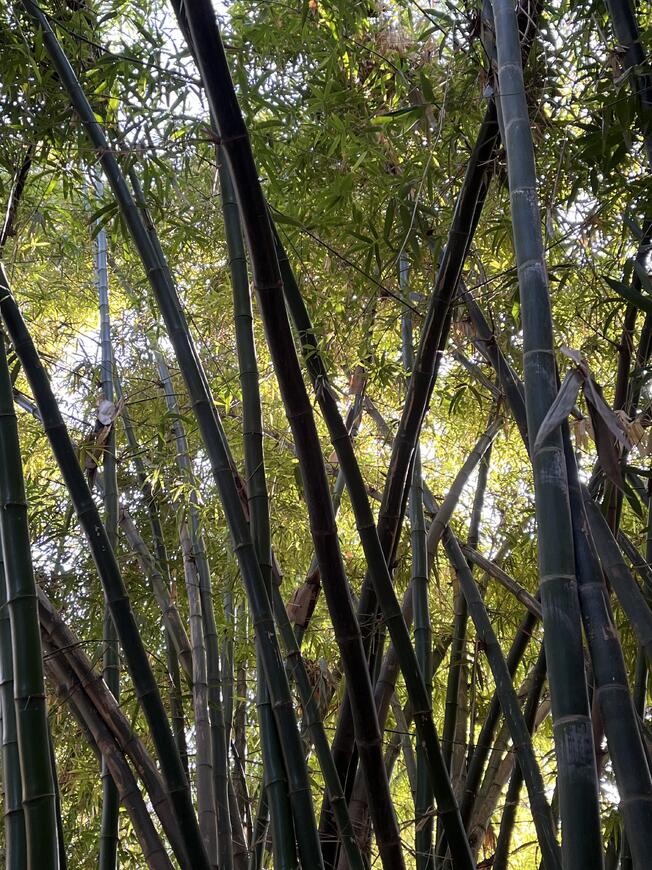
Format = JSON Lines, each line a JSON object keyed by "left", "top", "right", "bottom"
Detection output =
{"left": 533, "top": 368, "right": 583, "bottom": 453}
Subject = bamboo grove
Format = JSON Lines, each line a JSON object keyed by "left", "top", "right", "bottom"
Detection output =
{"left": 0, "top": 0, "right": 652, "bottom": 867}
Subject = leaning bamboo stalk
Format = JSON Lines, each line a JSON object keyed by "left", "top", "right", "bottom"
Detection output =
{"left": 180, "top": 6, "right": 403, "bottom": 867}
{"left": 563, "top": 428, "right": 652, "bottom": 868}
{"left": 37, "top": 588, "right": 188, "bottom": 865}
{"left": 583, "top": 491, "right": 652, "bottom": 663}
{"left": 179, "top": 520, "right": 217, "bottom": 864}
{"left": 460, "top": 547, "right": 542, "bottom": 618}
{"left": 437, "top": 522, "right": 560, "bottom": 868}
{"left": 218, "top": 157, "right": 295, "bottom": 870}
{"left": 490, "top": 0, "right": 603, "bottom": 864}
{"left": 0, "top": 261, "right": 209, "bottom": 866}
{"left": 0, "top": 331, "right": 58, "bottom": 868}
{"left": 0, "top": 556, "right": 26, "bottom": 869}
{"left": 20, "top": 8, "right": 320, "bottom": 860}
{"left": 93, "top": 176, "right": 120, "bottom": 870}
{"left": 426, "top": 419, "right": 501, "bottom": 555}
{"left": 275, "top": 238, "right": 473, "bottom": 869}
{"left": 493, "top": 645, "right": 547, "bottom": 870}
{"left": 270, "top": 583, "right": 366, "bottom": 870}
{"left": 155, "top": 350, "right": 234, "bottom": 867}
{"left": 42, "top": 643, "right": 173, "bottom": 870}
{"left": 400, "top": 259, "right": 433, "bottom": 870}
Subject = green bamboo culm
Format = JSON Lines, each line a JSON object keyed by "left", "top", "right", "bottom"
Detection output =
{"left": 400, "top": 256, "right": 434, "bottom": 870}
{"left": 17, "top": 6, "right": 319, "bottom": 866}
{"left": 0, "top": 554, "right": 27, "bottom": 870}
{"left": 0, "top": 262, "right": 206, "bottom": 869}
{"left": 0, "top": 328, "right": 58, "bottom": 869}
{"left": 94, "top": 176, "right": 120, "bottom": 870}
{"left": 218, "top": 160, "right": 296, "bottom": 870}
{"left": 489, "top": 0, "right": 603, "bottom": 865}
{"left": 155, "top": 350, "right": 230, "bottom": 869}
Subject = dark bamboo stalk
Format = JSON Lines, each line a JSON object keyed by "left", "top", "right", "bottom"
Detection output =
{"left": 93, "top": 176, "right": 120, "bottom": 870}
{"left": 604, "top": 0, "right": 652, "bottom": 166}
{"left": 563, "top": 427, "right": 652, "bottom": 867}
{"left": 0, "top": 261, "right": 207, "bottom": 867}
{"left": 490, "top": 0, "right": 603, "bottom": 864}
{"left": 0, "top": 556, "right": 26, "bottom": 869}
{"left": 180, "top": 4, "right": 403, "bottom": 867}
{"left": 19, "top": 6, "right": 319, "bottom": 864}
{"left": 218, "top": 158, "right": 295, "bottom": 870}
{"left": 271, "top": 584, "right": 366, "bottom": 870}
{"left": 276, "top": 239, "right": 473, "bottom": 869}
{"left": 437, "top": 523, "right": 560, "bottom": 868}
{"left": 400, "top": 257, "right": 433, "bottom": 870}
{"left": 584, "top": 492, "right": 652, "bottom": 665}
{"left": 0, "top": 331, "right": 58, "bottom": 868}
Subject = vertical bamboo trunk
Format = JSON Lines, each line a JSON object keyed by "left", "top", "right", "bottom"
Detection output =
{"left": 490, "top": 1, "right": 603, "bottom": 865}
{"left": 218, "top": 158, "right": 295, "bottom": 870}
{"left": 93, "top": 177, "right": 120, "bottom": 870}
{"left": 0, "top": 331, "right": 58, "bottom": 868}
{"left": 20, "top": 8, "right": 321, "bottom": 862}
{"left": 0, "top": 556, "right": 26, "bottom": 869}
{"left": 400, "top": 257, "right": 434, "bottom": 870}
{"left": 156, "top": 351, "right": 233, "bottom": 867}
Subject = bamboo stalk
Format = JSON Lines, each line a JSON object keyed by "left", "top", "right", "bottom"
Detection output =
{"left": 180, "top": 5, "right": 403, "bottom": 866}
{"left": 276, "top": 238, "right": 473, "bottom": 869}
{"left": 490, "top": 0, "right": 603, "bottom": 864}
{"left": 0, "top": 260, "right": 207, "bottom": 867}
{"left": 492, "top": 645, "right": 547, "bottom": 870}
{"left": 563, "top": 427, "right": 652, "bottom": 867}
{"left": 401, "top": 257, "right": 434, "bottom": 870}
{"left": 583, "top": 491, "right": 652, "bottom": 664}
{"left": 93, "top": 176, "right": 120, "bottom": 870}
{"left": 218, "top": 157, "right": 295, "bottom": 870}
{"left": 0, "top": 331, "right": 58, "bottom": 868}
{"left": 0, "top": 555, "right": 26, "bottom": 869}
{"left": 19, "top": 6, "right": 319, "bottom": 864}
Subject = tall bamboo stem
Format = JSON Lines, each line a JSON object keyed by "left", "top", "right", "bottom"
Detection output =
{"left": 93, "top": 176, "right": 120, "bottom": 870}
{"left": 218, "top": 157, "right": 295, "bottom": 870}
{"left": 180, "top": 4, "right": 403, "bottom": 866}
{"left": 0, "top": 331, "right": 58, "bottom": 868}
{"left": 490, "top": 0, "right": 603, "bottom": 863}
{"left": 0, "top": 555, "right": 26, "bottom": 869}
